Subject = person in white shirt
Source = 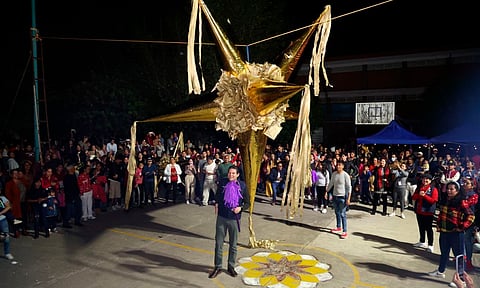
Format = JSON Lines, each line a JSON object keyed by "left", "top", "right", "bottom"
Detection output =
{"left": 0, "top": 194, "right": 15, "bottom": 261}
{"left": 202, "top": 157, "right": 217, "bottom": 206}
{"left": 106, "top": 139, "right": 117, "bottom": 156}
{"left": 314, "top": 161, "right": 330, "bottom": 213}
{"left": 7, "top": 152, "right": 19, "bottom": 173}
{"left": 163, "top": 157, "right": 182, "bottom": 204}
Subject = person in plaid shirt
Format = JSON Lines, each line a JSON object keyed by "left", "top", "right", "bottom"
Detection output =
{"left": 428, "top": 181, "right": 475, "bottom": 280}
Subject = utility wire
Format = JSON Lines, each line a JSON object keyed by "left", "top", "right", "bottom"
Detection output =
{"left": 2, "top": 51, "right": 32, "bottom": 134}
{"left": 42, "top": 0, "right": 393, "bottom": 48}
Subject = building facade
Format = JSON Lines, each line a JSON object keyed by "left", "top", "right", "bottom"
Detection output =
{"left": 297, "top": 48, "right": 480, "bottom": 147}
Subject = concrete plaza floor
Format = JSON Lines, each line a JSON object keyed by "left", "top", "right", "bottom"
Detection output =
{"left": 2, "top": 194, "right": 479, "bottom": 288}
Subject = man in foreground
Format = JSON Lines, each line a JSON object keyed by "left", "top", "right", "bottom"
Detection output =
{"left": 208, "top": 166, "right": 250, "bottom": 279}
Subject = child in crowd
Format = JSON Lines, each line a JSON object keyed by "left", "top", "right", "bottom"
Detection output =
{"left": 44, "top": 188, "right": 58, "bottom": 237}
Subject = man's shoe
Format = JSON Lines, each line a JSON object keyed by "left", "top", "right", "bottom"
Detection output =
{"left": 413, "top": 242, "right": 427, "bottom": 248}
{"left": 208, "top": 267, "right": 221, "bottom": 278}
{"left": 227, "top": 266, "right": 238, "bottom": 277}
{"left": 466, "top": 259, "right": 475, "bottom": 271}
{"left": 449, "top": 280, "right": 466, "bottom": 287}
{"left": 331, "top": 227, "right": 342, "bottom": 233}
{"left": 427, "top": 269, "right": 445, "bottom": 278}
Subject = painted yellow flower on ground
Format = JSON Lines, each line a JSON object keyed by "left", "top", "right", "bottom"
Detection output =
{"left": 236, "top": 250, "right": 332, "bottom": 288}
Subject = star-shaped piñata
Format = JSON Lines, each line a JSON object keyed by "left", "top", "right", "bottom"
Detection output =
{"left": 146, "top": 0, "right": 331, "bottom": 247}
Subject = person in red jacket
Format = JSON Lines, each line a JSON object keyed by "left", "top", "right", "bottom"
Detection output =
{"left": 77, "top": 166, "right": 94, "bottom": 221}
{"left": 4, "top": 169, "right": 25, "bottom": 238}
{"left": 412, "top": 173, "right": 439, "bottom": 253}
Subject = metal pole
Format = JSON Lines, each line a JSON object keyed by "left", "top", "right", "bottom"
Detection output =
{"left": 31, "top": 0, "right": 41, "bottom": 162}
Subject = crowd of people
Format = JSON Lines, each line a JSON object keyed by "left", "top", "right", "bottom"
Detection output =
{"left": 1, "top": 132, "right": 479, "bottom": 287}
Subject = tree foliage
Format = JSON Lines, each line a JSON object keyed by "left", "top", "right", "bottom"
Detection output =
{"left": 44, "top": 0, "right": 302, "bottom": 142}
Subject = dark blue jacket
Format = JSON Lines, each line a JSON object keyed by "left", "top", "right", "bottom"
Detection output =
{"left": 215, "top": 179, "right": 250, "bottom": 220}
{"left": 268, "top": 167, "right": 287, "bottom": 183}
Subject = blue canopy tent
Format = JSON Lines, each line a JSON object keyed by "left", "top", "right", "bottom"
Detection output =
{"left": 430, "top": 122, "right": 480, "bottom": 144}
{"left": 357, "top": 120, "right": 430, "bottom": 144}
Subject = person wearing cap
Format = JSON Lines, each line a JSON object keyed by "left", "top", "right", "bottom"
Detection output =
{"left": 440, "top": 159, "right": 460, "bottom": 202}
{"left": 412, "top": 173, "right": 438, "bottom": 253}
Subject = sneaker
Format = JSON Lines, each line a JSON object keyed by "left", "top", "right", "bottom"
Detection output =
{"left": 186, "top": 200, "right": 190, "bottom": 205}
{"left": 111, "top": 205, "right": 118, "bottom": 211}
{"left": 331, "top": 227, "right": 342, "bottom": 233}
{"left": 5, "top": 254, "right": 14, "bottom": 260}
{"left": 388, "top": 212, "right": 396, "bottom": 217}
{"left": 321, "top": 208, "right": 327, "bottom": 214}
{"left": 449, "top": 281, "right": 466, "bottom": 287}
{"left": 413, "top": 242, "right": 428, "bottom": 248}
{"left": 13, "top": 219, "right": 23, "bottom": 225}
{"left": 340, "top": 232, "right": 348, "bottom": 239}
{"left": 81, "top": 217, "right": 88, "bottom": 222}
{"left": 427, "top": 245, "right": 434, "bottom": 253}
{"left": 313, "top": 207, "right": 318, "bottom": 211}
{"left": 51, "top": 228, "right": 58, "bottom": 233}
{"left": 427, "top": 269, "right": 445, "bottom": 278}
{"left": 401, "top": 213, "right": 406, "bottom": 219}
{"left": 88, "top": 216, "right": 96, "bottom": 220}
{"left": 466, "top": 260, "right": 475, "bottom": 271}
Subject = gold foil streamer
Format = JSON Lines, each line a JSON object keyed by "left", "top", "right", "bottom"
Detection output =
{"left": 125, "top": 1, "right": 331, "bottom": 247}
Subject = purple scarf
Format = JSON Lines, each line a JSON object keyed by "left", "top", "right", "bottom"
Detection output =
{"left": 224, "top": 181, "right": 243, "bottom": 209}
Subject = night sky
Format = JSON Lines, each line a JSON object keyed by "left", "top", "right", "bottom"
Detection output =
{"left": 2, "top": 0, "right": 479, "bottom": 140}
